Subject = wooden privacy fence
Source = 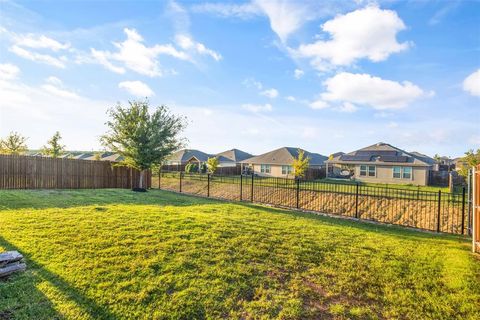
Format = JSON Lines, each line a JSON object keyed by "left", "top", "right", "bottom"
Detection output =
{"left": 0, "top": 155, "right": 151, "bottom": 189}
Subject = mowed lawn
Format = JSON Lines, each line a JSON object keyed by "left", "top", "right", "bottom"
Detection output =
{"left": 0, "top": 190, "right": 479, "bottom": 320}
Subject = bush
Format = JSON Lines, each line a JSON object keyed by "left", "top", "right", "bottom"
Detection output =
{"left": 185, "top": 163, "right": 199, "bottom": 173}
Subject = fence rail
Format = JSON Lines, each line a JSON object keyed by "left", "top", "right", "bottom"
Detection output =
{"left": 0, "top": 155, "right": 150, "bottom": 189}
{"left": 153, "top": 171, "right": 469, "bottom": 235}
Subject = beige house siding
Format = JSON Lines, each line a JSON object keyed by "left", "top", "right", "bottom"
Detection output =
{"left": 251, "top": 164, "right": 294, "bottom": 178}
{"left": 353, "top": 164, "right": 430, "bottom": 185}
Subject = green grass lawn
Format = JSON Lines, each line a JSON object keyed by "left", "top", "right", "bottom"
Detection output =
{"left": 0, "top": 189, "right": 478, "bottom": 319}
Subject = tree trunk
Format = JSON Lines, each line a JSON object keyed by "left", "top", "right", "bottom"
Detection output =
{"left": 139, "top": 170, "right": 144, "bottom": 189}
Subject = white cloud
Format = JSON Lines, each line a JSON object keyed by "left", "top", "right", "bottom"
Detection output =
{"left": 463, "top": 69, "right": 480, "bottom": 97}
{"left": 90, "top": 28, "right": 189, "bottom": 77}
{"left": 242, "top": 103, "right": 273, "bottom": 113}
{"left": 175, "top": 34, "right": 222, "bottom": 61}
{"left": 387, "top": 121, "right": 399, "bottom": 128}
{"left": 320, "top": 72, "right": 427, "bottom": 110}
{"left": 13, "top": 33, "right": 70, "bottom": 51}
{"left": 336, "top": 102, "right": 358, "bottom": 113}
{"left": 309, "top": 100, "right": 330, "bottom": 110}
{"left": 260, "top": 88, "right": 279, "bottom": 98}
{"left": 89, "top": 28, "right": 220, "bottom": 77}
{"left": 0, "top": 63, "right": 20, "bottom": 80}
{"left": 243, "top": 78, "right": 263, "bottom": 90}
{"left": 40, "top": 77, "right": 79, "bottom": 99}
{"left": 253, "top": 0, "right": 311, "bottom": 42}
{"left": 286, "top": 96, "right": 296, "bottom": 101}
{"left": 118, "top": 81, "right": 155, "bottom": 97}
{"left": 10, "top": 45, "right": 67, "bottom": 68}
{"left": 294, "top": 6, "right": 410, "bottom": 70}
{"left": 294, "top": 68, "right": 304, "bottom": 79}
{"left": 90, "top": 49, "right": 126, "bottom": 74}
{"left": 191, "top": 2, "right": 261, "bottom": 19}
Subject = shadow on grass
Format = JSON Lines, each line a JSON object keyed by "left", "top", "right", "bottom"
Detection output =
{"left": 0, "top": 236, "right": 118, "bottom": 320}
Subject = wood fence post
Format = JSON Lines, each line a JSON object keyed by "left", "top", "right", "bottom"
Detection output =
{"left": 207, "top": 173, "right": 210, "bottom": 197}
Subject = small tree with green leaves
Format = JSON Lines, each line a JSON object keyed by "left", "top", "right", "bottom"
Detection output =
{"left": 457, "top": 149, "right": 480, "bottom": 178}
{"left": 292, "top": 149, "right": 310, "bottom": 179}
{"left": 206, "top": 157, "right": 219, "bottom": 174}
{"left": 42, "top": 131, "right": 65, "bottom": 158}
{"left": 0, "top": 132, "right": 28, "bottom": 155}
{"left": 101, "top": 100, "right": 187, "bottom": 190}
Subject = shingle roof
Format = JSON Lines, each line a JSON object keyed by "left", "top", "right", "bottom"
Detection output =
{"left": 166, "top": 149, "right": 212, "bottom": 163}
{"left": 241, "top": 147, "right": 327, "bottom": 166}
{"left": 215, "top": 149, "right": 253, "bottom": 164}
{"left": 326, "top": 142, "right": 433, "bottom": 166}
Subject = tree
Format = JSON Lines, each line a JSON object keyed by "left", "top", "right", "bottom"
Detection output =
{"left": 0, "top": 132, "right": 28, "bottom": 155}
{"left": 101, "top": 100, "right": 187, "bottom": 190}
{"left": 42, "top": 131, "right": 65, "bottom": 158}
{"left": 434, "top": 154, "right": 441, "bottom": 163}
{"left": 292, "top": 149, "right": 310, "bottom": 179}
{"left": 206, "top": 157, "right": 219, "bottom": 174}
{"left": 457, "top": 149, "right": 480, "bottom": 178}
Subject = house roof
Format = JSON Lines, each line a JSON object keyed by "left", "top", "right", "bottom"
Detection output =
{"left": 166, "top": 149, "right": 212, "bottom": 163}
{"left": 241, "top": 147, "right": 327, "bottom": 166}
{"left": 326, "top": 142, "right": 434, "bottom": 166}
{"left": 215, "top": 149, "right": 253, "bottom": 164}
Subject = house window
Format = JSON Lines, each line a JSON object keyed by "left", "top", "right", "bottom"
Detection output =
{"left": 260, "top": 164, "right": 271, "bottom": 173}
{"left": 360, "top": 165, "right": 376, "bottom": 177}
{"left": 282, "top": 165, "right": 293, "bottom": 175}
{"left": 393, "top": 166, "right": 401, "bottom": 178}
{"left": 360, "top": 165, "right": 367, "bottom": 176}
{"left": 402, "top": 167, "right": 412, "bottom": 179}
{"left": 392, "top": 166, "right": 413, "bottom": 179}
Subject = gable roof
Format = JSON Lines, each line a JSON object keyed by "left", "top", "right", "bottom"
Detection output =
{"left": 215, "top": 148, "right": 253, "bottom": 163}
{"left": 326, "top": 142, "right": 433, "bottom": 166}
{"left": 166, "top": 149, "right": 212, "bottom": 163}
{"left": 241, "top": 147, "right": 327, "bottom": 166}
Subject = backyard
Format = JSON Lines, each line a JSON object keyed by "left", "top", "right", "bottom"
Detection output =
{"left": 0, "top": 189, "right": 479, "bottom": 319}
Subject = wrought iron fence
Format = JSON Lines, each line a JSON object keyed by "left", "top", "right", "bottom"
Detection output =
{"left": 152, "top": 171, "right": 469, "bottom": 235}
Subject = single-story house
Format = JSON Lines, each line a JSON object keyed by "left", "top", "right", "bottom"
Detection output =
{"left": 215, "top": 148, "right": 253, "bottom": 167}
{"left": 164, "top": 149, "right": 211, "bottom": 166}
{"left": 325, "top": 142, "right": 436, "bottom": 186}
{"left": 240, "top": 147, "right": 327, "bottom": 178}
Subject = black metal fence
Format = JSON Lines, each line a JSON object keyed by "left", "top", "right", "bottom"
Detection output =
{"left": 152, "top": 172, "right": 470, "bottom": 235}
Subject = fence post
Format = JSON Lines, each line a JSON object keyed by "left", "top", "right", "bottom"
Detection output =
{"left": 158, "top": 170, "right": 161, "bottom": 189}
{"left": 355, "top": 183, "right": 359, "bottom": 219}
{"left": 296, "top": 178, "right": 300, "bottom": 209}
{"left": 240, "top": 175, "right": 243, "bottom": 201}
{"left": 251, "top": 174, "right": 254, "bottom": 202}
{"left": 437, "top": 190, "right": 442, "bottom": 232}
{"left": 179, "top": 172, "right": 183, "bottom": 193}
{"left": 207, "top": 173, "right": 210, "bottom": 197}
{"left": 461, "top": 187, "right": 466, "bottom": 235}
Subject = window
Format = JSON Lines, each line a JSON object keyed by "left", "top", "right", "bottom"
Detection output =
{"left": 360, "top": 165, "right": 367, "bottom": 176}
{"left": 392, "top": 166, "right": 412, "bottom": 179}
{"left": 402, "top": 167, "right": 412, "bottom": 179}
{"left": 360, "top": 165, "right": 375, "bottom": 177}
{"left": 393, "top": 167, "right": 401, "bottom": 178}
{"left": 260, "top": 164, "right": 271, "bottom": 173}
{"left": 282, "top": 165, "right": 293, "bottom": 175}
{"left": 368, "top": 166, "right": 376, "bottom": 177}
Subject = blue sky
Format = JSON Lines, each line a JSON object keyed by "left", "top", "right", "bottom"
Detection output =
{"left": 0, "top": 0, "right": 479, "bottom": 157}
